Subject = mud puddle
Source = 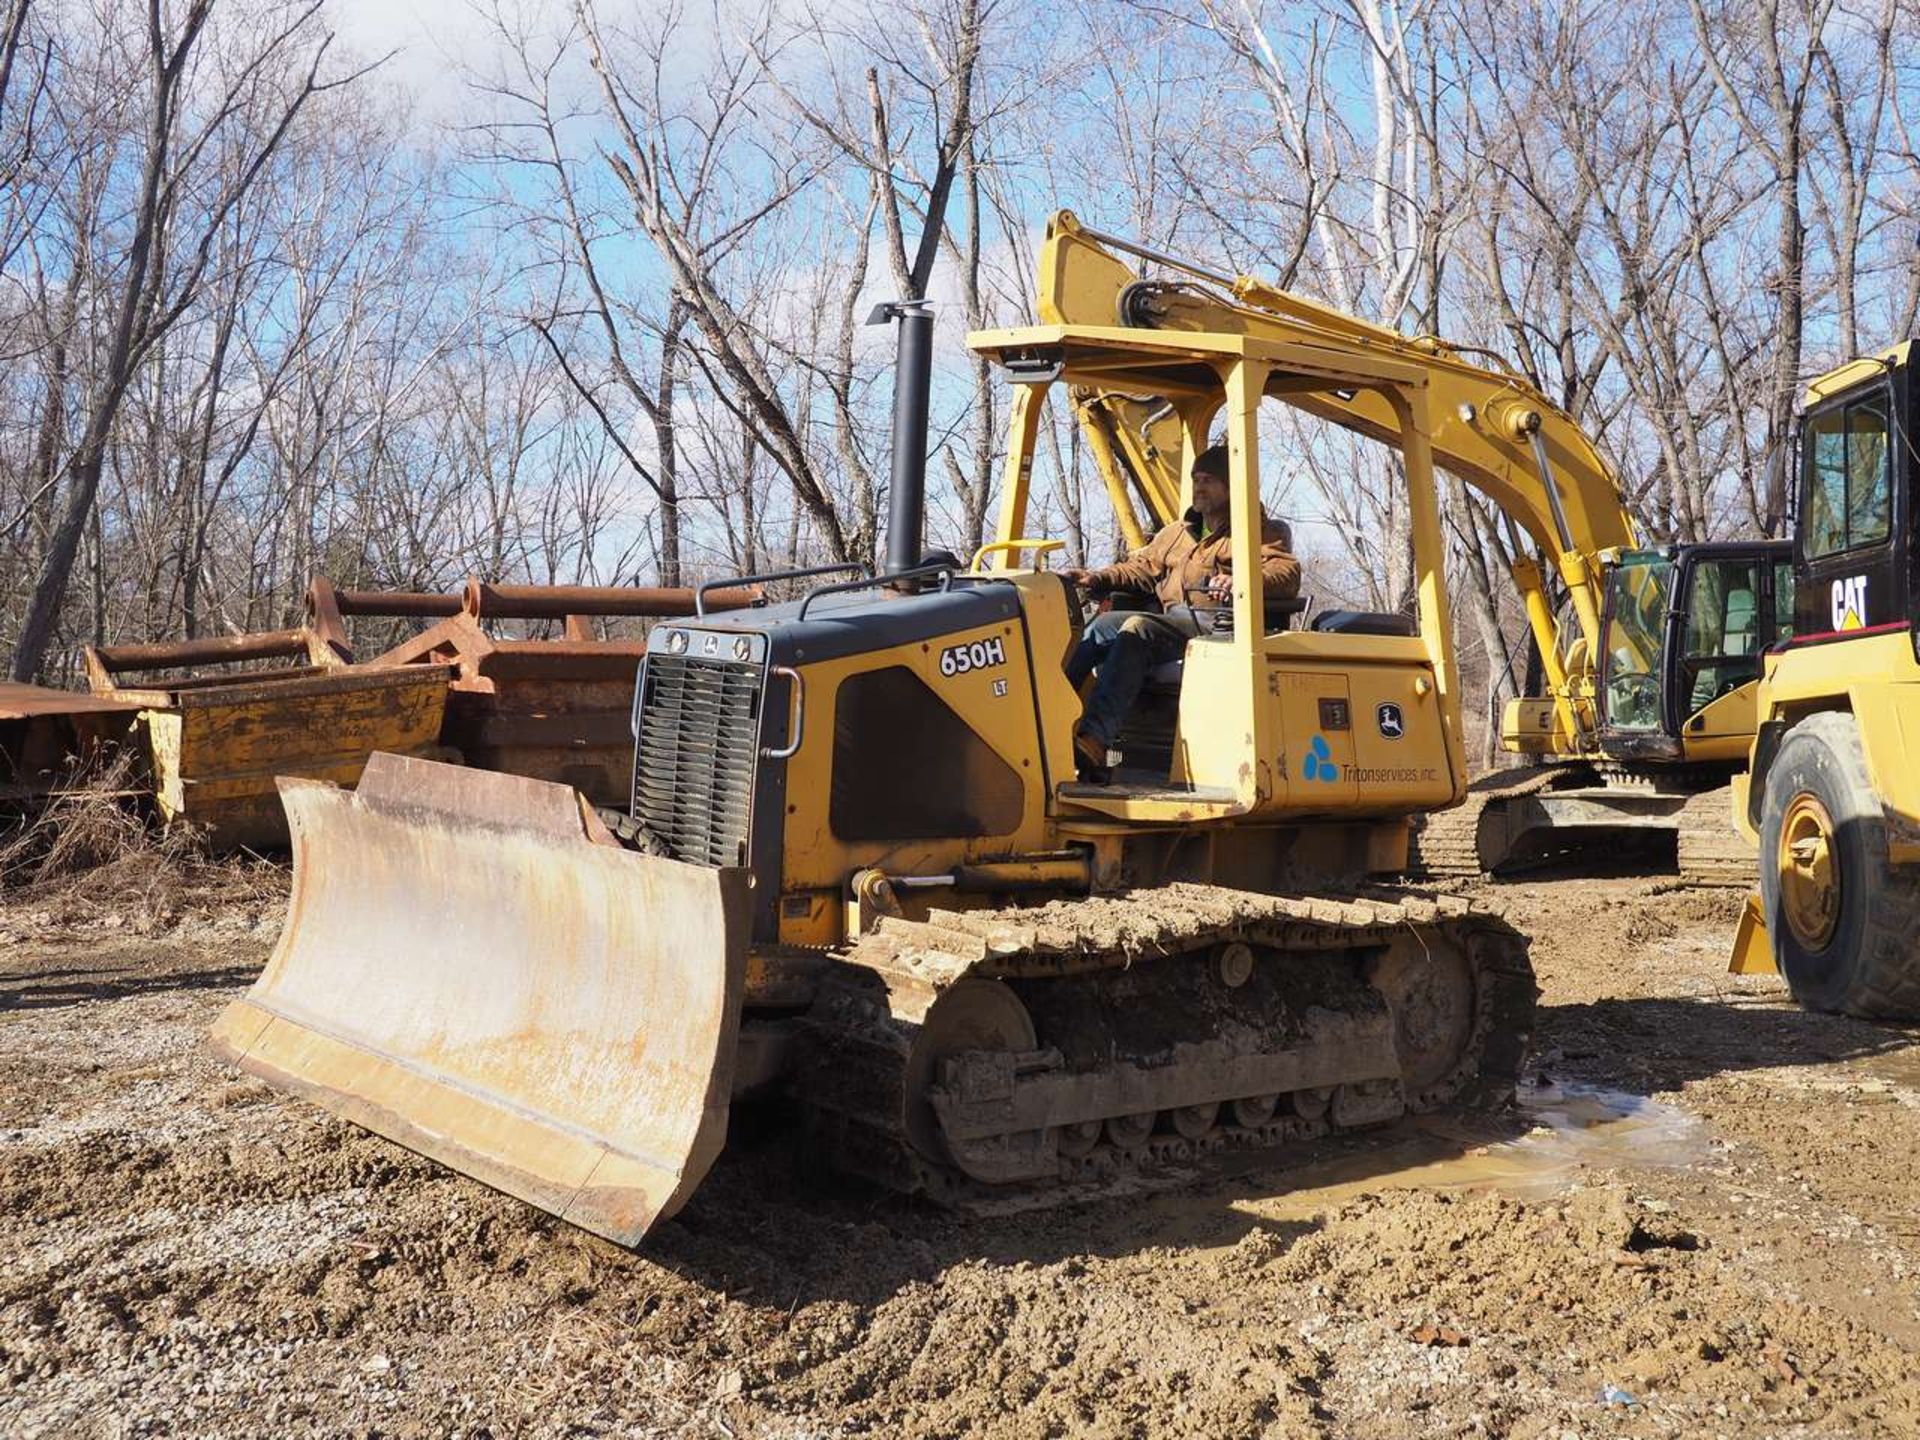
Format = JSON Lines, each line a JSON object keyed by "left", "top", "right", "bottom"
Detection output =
{"left": 1226, "top": 1081, "right": 1710, "bottom": 1222}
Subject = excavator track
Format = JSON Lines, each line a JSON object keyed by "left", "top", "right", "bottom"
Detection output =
{"left": 1406, "top": 767, "right": 1561, "bottom": 879}
{"left": 788, "top": 883, "right": 1535, "bottom": 1206}
{"left": 1674, "top": 786, "right": 1753, "bottom": 887}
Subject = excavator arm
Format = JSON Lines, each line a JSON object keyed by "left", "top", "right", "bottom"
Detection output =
{"left": 1050, "top": 212, "right": 1637, "bottom": 757}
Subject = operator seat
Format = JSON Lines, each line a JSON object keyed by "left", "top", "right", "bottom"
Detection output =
{"left": 1142, "top": 596, "right": 1313, "bottom": 688}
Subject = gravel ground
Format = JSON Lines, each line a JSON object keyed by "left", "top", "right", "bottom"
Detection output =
{"left": 4, "top": 860, "right": 1920, "bottom": 1437}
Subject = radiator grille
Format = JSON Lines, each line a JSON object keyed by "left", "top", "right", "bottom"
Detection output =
{"left": 632, "top": 654, "right": 763, "bottom": 867}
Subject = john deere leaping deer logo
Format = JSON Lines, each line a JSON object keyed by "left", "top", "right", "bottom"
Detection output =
{"left": 1376, "top": 702, "right": 1405, "bottom": 739}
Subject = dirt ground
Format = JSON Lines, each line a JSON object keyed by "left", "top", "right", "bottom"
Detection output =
{"left": 5, "top": 859, "right": 1920, "bottom": 1439}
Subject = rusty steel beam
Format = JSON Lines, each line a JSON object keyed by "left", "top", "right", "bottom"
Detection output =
{"left": 334, "top": 589, "right": 463, "bottom": 618}
{"left": 90, "top": 629, "right": 314, "bottom": 673}
{"left": 0, "top": 682, "right": 140, "bottom": 719}
{"left": 463, "top": 581, "right": 758, "bottom": 619}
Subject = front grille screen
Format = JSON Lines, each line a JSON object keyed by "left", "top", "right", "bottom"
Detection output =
{"left": 632, "top": 655, "right": 763, "bottom": 867}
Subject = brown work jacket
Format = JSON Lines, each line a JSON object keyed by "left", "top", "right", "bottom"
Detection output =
{"left": 1089, "top": 511, "right": 1300, "bottom": 611}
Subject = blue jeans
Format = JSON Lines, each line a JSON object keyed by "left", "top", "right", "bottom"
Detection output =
{"left": 1067, "top": 609, "right": 1196, "bottom": 746}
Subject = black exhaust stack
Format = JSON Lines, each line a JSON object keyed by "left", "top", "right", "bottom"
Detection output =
{"left": 870, "top": 299, "right": 936, "bottom": 577}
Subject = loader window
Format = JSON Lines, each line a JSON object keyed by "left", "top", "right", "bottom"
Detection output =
{"left": 829, "top": 665, "right": 1024, "bottom": 842}
{"left": 1773, "top": 559, "right": 1796, "bottom": 643}
{"left": 1803, "top": 394, "right": 1892, "bottom": 558}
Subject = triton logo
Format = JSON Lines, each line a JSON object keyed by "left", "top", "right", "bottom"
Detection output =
{"left": 1302, "top": 734, "right": 1340, "bottom": 782}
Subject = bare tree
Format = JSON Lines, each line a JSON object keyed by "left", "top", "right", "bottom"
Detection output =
{"left": 10, "top": 0, "right": 355, "bottom": 679}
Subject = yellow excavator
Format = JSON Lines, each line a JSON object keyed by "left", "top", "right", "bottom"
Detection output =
{"left": 1065, "top": 218, "right": 1787, "bottom": 882}
{"left": 1728, "top": 342, "right": 1920, "bottom": 1016}
{"left": 214, "top": 212, "right": 1552, "bottom": 1245}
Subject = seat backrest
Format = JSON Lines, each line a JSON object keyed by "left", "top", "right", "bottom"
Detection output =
{"left": 1309, "top": 609, "right": 1416, "bottom": 638}
{"left": 1721, "top": 587, "right": 1756, "bottom": 655}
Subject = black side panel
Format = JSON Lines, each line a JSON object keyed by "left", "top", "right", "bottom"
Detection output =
{"left": 692, "top": 582, "right": 1024, "bottom": 667}
{"left": 829, "top": 666, "right": 1025, "bottom": 842}
{"left": 1309, "top": 609, "right": 1416, "bottom": 637}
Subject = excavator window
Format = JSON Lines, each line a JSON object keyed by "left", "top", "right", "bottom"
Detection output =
{"left": 1682, "top": 560, "right": 1762, "bottom": 711}
{"left": 1601, "top": 554, "right": 1670, "bottom": 732}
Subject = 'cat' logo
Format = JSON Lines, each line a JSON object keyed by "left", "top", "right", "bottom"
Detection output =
{"left": 1831, "top": 575, "right": 1868, "bottom": 631}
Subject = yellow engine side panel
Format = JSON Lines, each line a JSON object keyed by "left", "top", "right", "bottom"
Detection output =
{"left": 1340, "top": 665, "right": 1455, "bottom": 810}
{"left": 1170, "top": 631, "right": 1457, "bottom": 818}
{"left": 1265, "top": 669, "right": 1357, "bottom": 809}
{"left": 1755, "top": 630, "right": 1920, "bottom": 847}
{"left": 777, "top": 614, "right": 1053, "bottom": 900}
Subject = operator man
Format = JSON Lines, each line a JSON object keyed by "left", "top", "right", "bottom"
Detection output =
{"left": 1063, "top": 443, "right": 1300, "bottom": 781}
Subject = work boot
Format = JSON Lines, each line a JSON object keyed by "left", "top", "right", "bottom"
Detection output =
{"left": 1074, "top": 726, "right": 1112, "bottom": 784}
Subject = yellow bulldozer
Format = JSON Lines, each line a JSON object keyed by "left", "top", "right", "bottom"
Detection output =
{"left": 1729, "top": 341, "right": 1920, "bottom": 1015}
{"left": 1065, "top": 222, "right": 1788, "bottom": 883}
{"left": 214, "top": 213, "right": 1560, "bottom": 1245}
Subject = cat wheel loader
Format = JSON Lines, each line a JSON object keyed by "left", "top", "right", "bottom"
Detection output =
{"left": 1066, "top": 222, "right": 1786, "bottom": 883}
{"left": 213, "top": 214, "right": 1545, "bottom": 1246}
{"left": 1728, "top": 342, "right": 1920, "bottom": 1016}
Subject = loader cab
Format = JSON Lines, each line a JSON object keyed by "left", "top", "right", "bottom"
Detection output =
{"left": 1790, "top": 344, "right": 1914, "bottom": 642}
{"left": 1596, "top": 541, "right": 1792, "bottom": 763}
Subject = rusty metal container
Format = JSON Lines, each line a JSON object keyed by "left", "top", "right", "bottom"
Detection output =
{"left": 0, "top": 682, "right": 142, "bottom": 803}
{"left": 365, "top": 580, "right": 759, "bottom": 806}
{"left": 83, "top": 627, "right": 451, "bottom": 849}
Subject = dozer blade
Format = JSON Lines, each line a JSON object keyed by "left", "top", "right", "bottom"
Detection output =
{"left": 212, "top": 752, "right": 751, "bottom": 1247}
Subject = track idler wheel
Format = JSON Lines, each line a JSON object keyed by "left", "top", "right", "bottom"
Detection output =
{"left": 1230, "top": 1094, "right": 1279, "bottom": 1127}
{"left": 1104, "top": 1112, "right": 1155, "bottom": 1148}
{"left": 1367, "top": 930, "right": 1491, "bottom": 1112}
{"left": 1169, "top": 1102, "right": 1219, "bottom": 1140}
{"left": 1055, "top": 1119, "right": 1102, "bottom": 1158}
{"left": 1289, "top": 1086, "right": 1333, "bottom": 1121}
{"left": 906, "top": 978, "right": 1046, "bottom": 1184}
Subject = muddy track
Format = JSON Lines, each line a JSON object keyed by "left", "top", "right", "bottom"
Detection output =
{"left": 793, "top": 885, "right": 1534, "bottom": 1202}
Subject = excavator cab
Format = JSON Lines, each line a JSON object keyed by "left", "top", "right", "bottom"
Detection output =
{"left": 1595, "top": 542, "right": 1793, "bottom": 764}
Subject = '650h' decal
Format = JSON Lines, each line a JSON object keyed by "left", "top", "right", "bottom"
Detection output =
{"left": 940, "top": 637, "right": 1006, "bottom": 676}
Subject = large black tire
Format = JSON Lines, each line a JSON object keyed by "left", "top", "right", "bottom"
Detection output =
{"left": 1757, "top": 712, "right": 1920, "bottom": 1017}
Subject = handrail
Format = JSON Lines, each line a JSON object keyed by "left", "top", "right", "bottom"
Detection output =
{"left": 695, "top": 562, "right": 866, "bottom": 616}
{"left": 794, "top": 563, "right": 964, "bottom": 622}
{"left": 971, "top": 538, "right": 1065, "bottom": 571}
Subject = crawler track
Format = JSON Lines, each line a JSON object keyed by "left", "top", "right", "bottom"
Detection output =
{"left": 1674, "top": 787, "right": 1753, "bottom": 887}
{"left": 790, "top": 884, "right": 1536, "bottom": 1205}
{"left": 1406, "top": 768, "right": 1561, "bottom": 878}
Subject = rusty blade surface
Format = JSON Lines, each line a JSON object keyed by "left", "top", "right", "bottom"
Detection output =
{"left": 212, "top": 753, "right": 750, "bottom": 1246}
{"left": 0, "top": 682, "right": 140, "bottom": 719}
